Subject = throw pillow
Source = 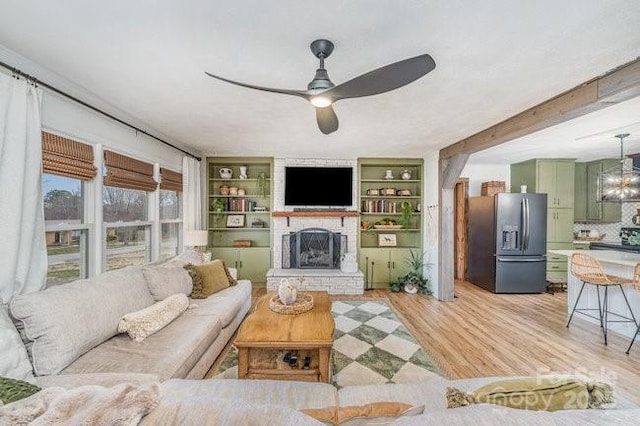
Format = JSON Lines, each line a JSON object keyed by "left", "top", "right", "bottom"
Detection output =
{"left": 301, "top": 402, "right": 424, "bottom": 425}
{"left": 184, "top": 260, "right": 236, "bottom": 299}
{"left": 142, "top": 265, "right": 193, "bottom": 301}
{"left": 446, "top": 376, "right": 614, "bottom": 411}
{"left": 0, "top": 305, "right": 34, "bottom": 383}
{"left": 0, "top": 376, "right": 41, "bottom": 405}
{"left": 117, "top": 294, "right": 189, "bottom": 342}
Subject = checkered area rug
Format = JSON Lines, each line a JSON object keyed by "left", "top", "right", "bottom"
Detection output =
{"left": 211, "top": 300, "right": 442, "bottom": 388}
{"left": 331, "top": 300, "right": 441, "bottom": 388}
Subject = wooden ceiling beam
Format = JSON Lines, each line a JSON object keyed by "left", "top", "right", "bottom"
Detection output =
{"left": 440, "top": 57, "right": 640, "bottom": 160}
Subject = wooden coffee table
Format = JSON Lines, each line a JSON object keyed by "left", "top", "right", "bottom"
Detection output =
{"left": 235, "top": 291, "right": 334, "bottom": 383}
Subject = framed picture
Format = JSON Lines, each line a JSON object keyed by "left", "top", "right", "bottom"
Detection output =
{"left": 226, "top": 214, "right": 245, "bottom": 228}
{"left": 378, "top": 233, "right": 397, "bottom": 247}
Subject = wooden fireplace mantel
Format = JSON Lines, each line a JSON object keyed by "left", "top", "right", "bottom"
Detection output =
{"left": 272, "top": 211, "right": 360, "bottom": 218}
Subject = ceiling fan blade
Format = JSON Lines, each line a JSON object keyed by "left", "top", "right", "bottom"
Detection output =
{"left": 316, "top": 106, "right": 339, "bottom": 135}
{"left": 326, "top": 54, "right": 435, "bottom": 101}
{"left": 205, "top": 72, "right": 310, "bottom": 100}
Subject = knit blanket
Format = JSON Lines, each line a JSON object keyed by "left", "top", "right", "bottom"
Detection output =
{"left": 0, "top": 382, "right": 159, "bottom": 425}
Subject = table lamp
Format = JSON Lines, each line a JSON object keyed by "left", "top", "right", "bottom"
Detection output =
{"left": 185, "top": 230, "right": 209, "bottom": 254}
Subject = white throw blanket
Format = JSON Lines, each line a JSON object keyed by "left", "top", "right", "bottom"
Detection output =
{"left": 0, "top": 382, "right": 159, "bottom": 425}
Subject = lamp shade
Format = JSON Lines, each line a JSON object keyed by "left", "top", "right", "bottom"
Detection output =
{"left": 185, "top": 230, "right": 208, "bottom": 247}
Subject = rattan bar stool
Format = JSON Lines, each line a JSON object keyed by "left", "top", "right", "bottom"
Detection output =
{"left": 626, "top": 263, "right": 640, "bottom": 354}
{"left": 566, "top": 252, "right": 637, "bottom": 345}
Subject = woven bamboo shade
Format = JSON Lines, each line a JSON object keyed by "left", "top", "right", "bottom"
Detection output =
{"left": 104, "top": 150, "right": 157, "bottom": 191}
{"left": 160, "top": 167, "right": 183, "bottom": 192}
{"left": 42, "top": 131, "right": 97, "bottom": 181}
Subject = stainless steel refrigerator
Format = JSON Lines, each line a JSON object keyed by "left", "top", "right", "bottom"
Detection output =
{"left": 467, "top": 193, "right": 547, "bottom": 293}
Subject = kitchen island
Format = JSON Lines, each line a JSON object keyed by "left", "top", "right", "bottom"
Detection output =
{"left": 549, "top": 249, "right": 640, "bottom": 339}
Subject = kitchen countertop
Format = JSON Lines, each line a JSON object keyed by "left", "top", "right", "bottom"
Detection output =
{"left": 549, "top": 249, "right": 640, "bottom": 267}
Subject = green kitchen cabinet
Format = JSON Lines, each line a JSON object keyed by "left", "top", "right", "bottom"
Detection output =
{"left": 547, "top": 209, "right": 575, "bottom": 243}
{"left": 213, "top": 247, "right": 271, "bottom": 285}
{"left": 359, "top": 248, "right": 414, "bottom": 288}
{"left": 511, "top": 159, "right": 575, "bottom": 282}
{"left": 574, "top": 163, "right": 587, "bottom": 221}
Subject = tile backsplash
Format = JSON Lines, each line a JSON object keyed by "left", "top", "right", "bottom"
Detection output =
{"left": 573, "top": 202, "right": 640, "bottom": 242}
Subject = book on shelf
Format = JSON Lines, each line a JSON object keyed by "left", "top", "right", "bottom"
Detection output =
{"left": 361, "top": 200, "right": 398, "bottom": 213}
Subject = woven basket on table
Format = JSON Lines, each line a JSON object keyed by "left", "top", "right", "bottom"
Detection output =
{"left": 269, "top": 293, "right": 314, "bottom": 315}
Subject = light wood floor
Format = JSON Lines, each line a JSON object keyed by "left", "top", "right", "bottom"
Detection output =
{"left": 248, "top": 281, "right": 640, "bottom": 404}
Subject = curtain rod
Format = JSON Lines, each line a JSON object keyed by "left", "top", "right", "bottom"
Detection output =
{"left": 0, "top": 60, "right": 202, "bottom": 161}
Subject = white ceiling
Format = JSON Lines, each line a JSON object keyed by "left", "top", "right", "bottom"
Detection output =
{"left": 0, "top": 1, "right": 639, "bottom": 159}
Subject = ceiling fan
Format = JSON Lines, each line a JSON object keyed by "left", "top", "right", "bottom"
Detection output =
{"left": 205, "top": 39, "right": 436, "bottom": 135}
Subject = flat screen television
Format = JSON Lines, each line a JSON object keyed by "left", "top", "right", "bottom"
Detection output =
{"left": 285, "top": 166, "right": 353, "bottom": 207}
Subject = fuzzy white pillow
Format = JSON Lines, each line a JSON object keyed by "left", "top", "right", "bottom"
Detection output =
{"left": 117, "top": 294, "right": 189, "bottom": 342}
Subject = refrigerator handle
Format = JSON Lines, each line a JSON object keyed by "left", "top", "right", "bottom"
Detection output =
{"left": 524, "top": 197, "right": 530, "bottom": 251}
{"left": 520, "top": 198, "right": 527, "bottom": 251}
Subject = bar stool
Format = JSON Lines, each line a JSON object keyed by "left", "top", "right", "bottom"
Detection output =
{"left": 626, "top": 263, "right": 640, "bottom": 354}
{"left": 566, "top": 252, "right": 637, "bottom": 345}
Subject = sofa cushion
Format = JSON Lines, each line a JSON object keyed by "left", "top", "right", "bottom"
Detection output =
{"left": 185, "top": 280, "right": 252, "bottom": 328}
{"left": 446, "top": 376, "right": 613, "bottom": 411}
{"left": 61, "top": 310, "right": 222, "bottom": 381}
{"left": 35, "top": 372, "right": 159, "bottom": 389}
{"left": 118, "top": 294, "right": 189, "bottom": 342}
{"left": 0, "top": 376, "right": 41, "bottom": 404}
{"left": 302, "top": 402, "right": 424, "bottom": 425}
{"left": 139, "top": 398, "right": 324, "bottom": 426}
{"left": 0, "top": 305, "right": 34, "bottom": 382}
{"left": 10, "top": 266, "right": 155, "bottom": 375}
{"left": 142, "top": 265, "right": 193, "bottom": 301}
{"left": 392, "top": 405, "right": 640, "bottom": 426}
{"left": 159, "top": 378, "right": 338, "bottom": 410}
{"left": 186, "top": 260, "right": 235, "bottom": 299}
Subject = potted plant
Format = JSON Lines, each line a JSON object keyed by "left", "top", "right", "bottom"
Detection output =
{"left": 211, "top": 198, "right": 227, "bottom": 226}
{"left": 256, "top": 172, "right": 267, "bottom": 197}
{"left": 390, "top": 250, "right": 432, "bottom": 295}
{"left": 398, "top": 201, "right": 413, "bottom": 229}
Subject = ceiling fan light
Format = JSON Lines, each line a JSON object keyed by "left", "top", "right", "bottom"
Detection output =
{"left": 310, "top": 96, "right": 333, "bottom": 108}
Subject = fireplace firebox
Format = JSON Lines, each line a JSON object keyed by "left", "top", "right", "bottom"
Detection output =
{"left": 282, "top": 228, "right": 346, "bottom": 269}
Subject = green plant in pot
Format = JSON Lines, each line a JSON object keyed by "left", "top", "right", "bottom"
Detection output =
{"left": 398, "top": 201, "right": 413, "bottom": 229}
{"left": 390, "top": 250, "right": 432, "bottom": 295}
{"left": 211, "top": 198, "right": 227, "bottom": 226}
{"left": 256, "top": 172, "right": 267, "bottom": 197}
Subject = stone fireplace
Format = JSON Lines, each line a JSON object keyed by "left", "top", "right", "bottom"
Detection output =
{"left": 266, "top": 157, "right": 365, "bottom": 295}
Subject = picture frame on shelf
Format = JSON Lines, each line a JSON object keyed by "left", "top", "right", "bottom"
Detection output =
{"left": 378, "top": 233, "right": 397, "bottom": 247}
{"left": 226, "top": 214, "right": 245, "bottom": 228}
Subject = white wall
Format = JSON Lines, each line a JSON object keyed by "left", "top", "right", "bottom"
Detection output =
{"left": 460, "top": 163, "right": 511, "bottom": 196}
{"left": 422, "top": 151, "right": 440, "bottom": 295}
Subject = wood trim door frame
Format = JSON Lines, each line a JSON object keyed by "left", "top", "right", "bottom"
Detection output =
{"left": 454, "top": 178, "right": 469, "bottom": 281}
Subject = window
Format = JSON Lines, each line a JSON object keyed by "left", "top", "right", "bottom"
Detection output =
{"left": 160, "top": 189, "right": 182, "bottom": 260}
{"left": 43, "top": 173, "right": 87, "bottom": 285}
{"left": 103, "top": 186, "right": 151, "bottom": 270}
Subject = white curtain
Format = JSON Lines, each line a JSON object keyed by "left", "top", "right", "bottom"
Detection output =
{"left": 0, "top": 74, "right": 45, "bottom": 303}
{"left": 182, "top": 156, "right": 202, "bottom": 250}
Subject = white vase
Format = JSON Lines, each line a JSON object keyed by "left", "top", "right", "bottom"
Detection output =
{"left": 239, "top": 166, "right": 248, "bottom": 179}
{"left": 278, "top": 278, "right": 298, "bottom": 305}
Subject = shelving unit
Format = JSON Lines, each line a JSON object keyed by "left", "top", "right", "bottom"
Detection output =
{"left": 358, "top": 158, "right": 424, "bottom": 288}
{"left": 206, "top": 157, "right": 273, "bottom": 285}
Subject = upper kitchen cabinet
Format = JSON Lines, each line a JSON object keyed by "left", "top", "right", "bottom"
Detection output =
{"left": 574, "top": 159, "right": 621, "bottom": 223}
{"left": 511, "top": 159, "right": 575, "bottom": 207}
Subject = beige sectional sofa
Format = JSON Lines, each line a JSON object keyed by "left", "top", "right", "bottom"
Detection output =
{"left": 3, "top": 251, "right": 640, "bottom": 424}
{"left": 138, "top": 377, "right": 640, "bottom": 425}
{"left": 7, "top": 251, "right": 251, "bottom": 387}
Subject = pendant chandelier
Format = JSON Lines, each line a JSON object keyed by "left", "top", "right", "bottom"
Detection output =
{"left": 598, "top": 133, "right": 640, "bottom": 202}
